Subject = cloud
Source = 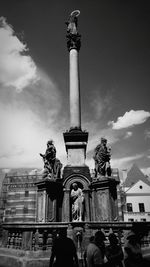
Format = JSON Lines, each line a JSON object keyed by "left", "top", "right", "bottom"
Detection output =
{"left": 0, "top": 52, "right": 67, "bottom": 169}
{"left": 0, "top": 67, "right": 67, "bottom": 168}
{"left": 21, "top": 69, "right": 63, "bottom": 124}
{"left": 0, "top": 101, "right": 66, "bottom": 168}
{"left": 141, "top": 167, "right": 150, "bottom": 177}
{"left": 124, "top": 131, "right": 133, "bottom": 139}
{"left": 108, "top": 110, "right": 150, "bottom": 129}
{"left": 0, "top": 17, "right": 38, "bottom": 91}
{"left": 0, "top": 17, "right": 67, "bottom": 169}
{"left": 89, "top": 89, "right": 113, "bottom": 120}
{"left": 111, "top": 153, "right": 144, "bottom": 169}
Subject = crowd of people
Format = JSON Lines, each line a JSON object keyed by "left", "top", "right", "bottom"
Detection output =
{"left": 49, "top": 229, "right": 150, "bottom": 267}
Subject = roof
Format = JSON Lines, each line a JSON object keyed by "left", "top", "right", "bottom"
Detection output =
{"left": 124, "top": 163, "right": 150, "bottom": 187}
{"left": 125, "top": 179, "right": 150, "bottom": 194}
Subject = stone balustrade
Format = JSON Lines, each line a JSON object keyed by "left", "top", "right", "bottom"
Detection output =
{"left": 1, "top": 221, "right": 150, "bottom": 251}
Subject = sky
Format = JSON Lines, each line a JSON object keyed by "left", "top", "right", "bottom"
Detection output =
{"left": 0, "top": 0, "right": 150, "bottom": 178}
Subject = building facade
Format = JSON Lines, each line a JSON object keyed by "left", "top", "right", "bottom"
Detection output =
{"left": 0, "top": 168, "right": 120, "bottom": 224}
{"left": 0, "top": 174, "right": 42, "bottom": 223}
{"left": 124, "top": 180, "right": 150, "bottom": 222}
{"left": 121, "top": 164, "right": 150, "bottom": 222}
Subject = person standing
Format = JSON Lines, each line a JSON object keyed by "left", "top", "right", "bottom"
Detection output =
{"left": 105, "top": 233, "right": 124, "bottom": 267}
{"left": 49, "top": 229, "right": 79, "bottom": 267}
{"left": 84, "top": 236, "right": 95, "bottom": 267}
{"left": 124, "top": 231, "right": 149, "bottom": 267}
{"left": 86, "top": 230, "right": 106, "bottom": 267}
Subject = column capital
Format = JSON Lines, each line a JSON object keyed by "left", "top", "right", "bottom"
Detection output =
{"left": 66, "top": 33, "right": 81, "bottom": 51}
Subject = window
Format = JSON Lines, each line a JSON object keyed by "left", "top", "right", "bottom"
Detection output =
{"left": 23, "top": 206, "right": 28, "bottom": 214}
{"left": 139, "top": 203, "right": 145, "bottom": 212}
{"left": 25, "top": 191, "right": 29, "bottom": 197}
{"left": 128, "top": 218, "right": 134, "bottom": 222}
{"left": 11, "top": 208, "right": 16, "bottom": 215}
{"left": 127, "top": 203, "right": 133, "bottom": 212}
{"left": 6, "top": 209, "right": 11, "bottom": 215}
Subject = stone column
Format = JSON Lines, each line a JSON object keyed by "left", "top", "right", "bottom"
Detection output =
{"left": 37, "top": 190, "right": 46, "bottom": 222}
{"left": 84, "top": 189, "right": 91, "bottom": 221}
{"left": 66, "top": 10, "right": 81, "bottom": 129}
{"left": 62, "top": 189, "right": 70, "bottom": 222}
{"left": 69, "top": 48, "right": 81, "bottom": 128}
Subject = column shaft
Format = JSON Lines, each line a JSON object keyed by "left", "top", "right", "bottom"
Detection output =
{"left": 69, "top": 49, "right": 81, "bottom": 128}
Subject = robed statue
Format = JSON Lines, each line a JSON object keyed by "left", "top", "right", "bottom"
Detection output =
{"left": 93, "top": 137, "right": 112, "bottom": 177}
{"left": 66, "top": 10, "right": 80, "bottom": 35}
{"left": 66, "top": 10, "right": 81, "bottom": 51}
{"left": 40, "top": 140, "right": 62, "bottom": 179}
{"left": 71, "top": 183, "right": 84, "bottom": 222}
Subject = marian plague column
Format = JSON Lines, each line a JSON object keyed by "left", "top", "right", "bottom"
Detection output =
{"left": 62, "top": 11, "right": 91, "bottom": 222}
{"left": 62, "top": 11, "right": 119, "bottom": 223}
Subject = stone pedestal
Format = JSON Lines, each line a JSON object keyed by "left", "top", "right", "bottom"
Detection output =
{"left": 63, "top": 129, "right": 90, "bottom": 222}
{"left": 63, "top": 128, "right": 88, "bottom": 166}
{"left": 35, "top": 179, "right": 63, "bottom": 222}
{"left": 90, "top": 176, "right": 119, "bottom": 221}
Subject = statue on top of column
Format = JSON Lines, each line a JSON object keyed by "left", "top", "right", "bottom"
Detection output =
{"left": 40, "top": 140, "right": 62, "bottom": 179}
{"left": 66, "top": 10, "right": 80, "bottom": 35}
{"left": 66, "top": 10, "right": 81, "bottom": 51}
{"left": 93, "top": 137, "right": 112, "bottom": 177}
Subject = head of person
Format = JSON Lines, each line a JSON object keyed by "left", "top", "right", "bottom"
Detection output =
{"left": 58, "top": 228, "right": 67, "bottom": 239}
{"left": 108, "top": 233, "right": 118, "bottom": 245}
{"left": 89, "top": 235, "right": 94, "bottom": 243}
{"left": 94, "top": 230, "right": 106, "bottom": 246}
{"left": 72, "top": 183, "right": 78, "bottom": 191}
{"left": 126, "top": 231, "right": 138, "bottom": 244}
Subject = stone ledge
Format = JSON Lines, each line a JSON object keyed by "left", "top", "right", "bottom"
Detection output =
{"left": 0, "top": 255, "right": 49, "bottom": 267}
{"left": 0, "top": 248, "right": 50, "bottom": 267}
{"left": 0, "top": 248, "right": 51, "bottom": 258}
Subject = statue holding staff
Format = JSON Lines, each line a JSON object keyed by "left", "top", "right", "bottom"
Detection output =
{"left": 93, "top": 137, "right": 112, "bottom": 177}
{"left": 40, "top": 140, "right": 62, "bottom": 179}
